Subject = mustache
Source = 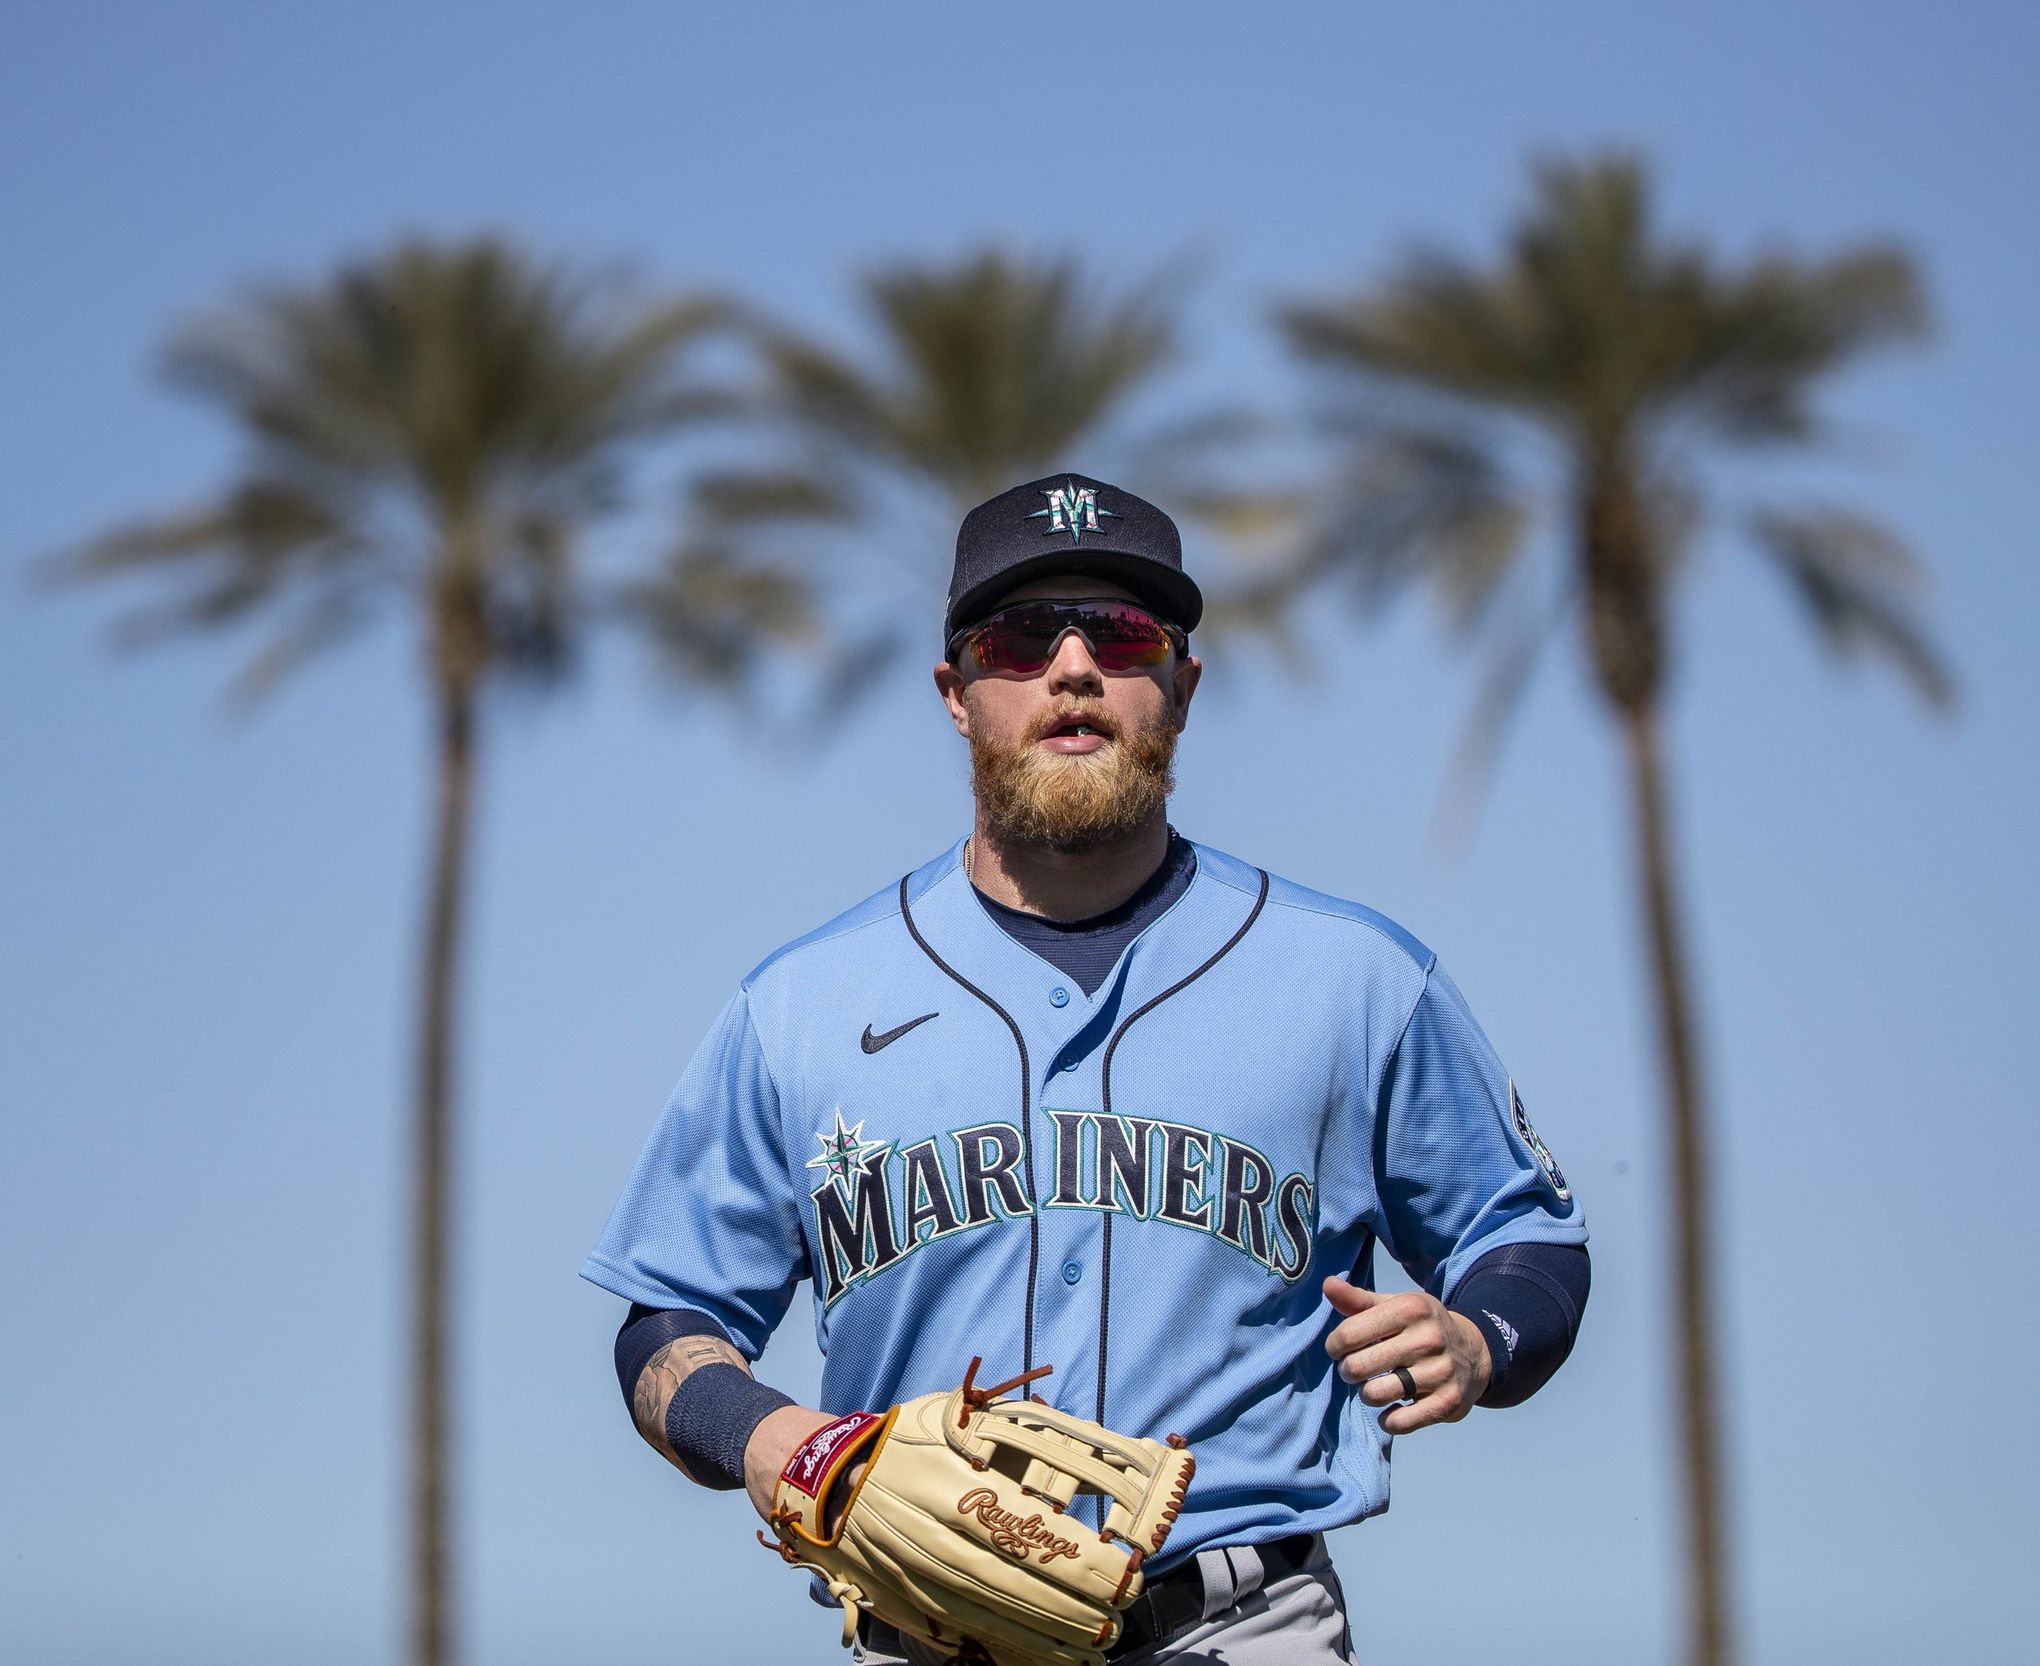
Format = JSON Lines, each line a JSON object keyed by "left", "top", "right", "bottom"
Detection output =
{"left": 1025, "top": 699, "right": 1120, "bottom": 743}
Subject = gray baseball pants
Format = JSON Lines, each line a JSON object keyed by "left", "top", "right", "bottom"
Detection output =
{"left": 848, "top": 1534, "right": 1358, "bottom": 1665}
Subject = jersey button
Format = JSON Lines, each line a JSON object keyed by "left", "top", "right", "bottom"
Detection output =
{"left": 1049, "top": 986, "right": 1070, "bottom": 1008}
{"left": 1060, "top": 1260, "right": 1083, "bottom": 1286}
{"left": 1060, "top": 1057, "right": 1079, "bottom": 1071}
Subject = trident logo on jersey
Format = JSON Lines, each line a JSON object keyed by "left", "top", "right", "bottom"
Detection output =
{"left": 1028, "top": 482, "right": 1119, "bottom": 542}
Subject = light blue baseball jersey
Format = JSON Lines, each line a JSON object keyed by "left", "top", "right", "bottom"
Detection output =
{"left": 583, "top": 836, "right": 1585, "bottom": 1566}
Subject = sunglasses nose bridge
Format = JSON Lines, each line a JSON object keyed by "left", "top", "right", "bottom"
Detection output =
{"left": 1042, "top": 623, "right": 1107, "bottom": 681}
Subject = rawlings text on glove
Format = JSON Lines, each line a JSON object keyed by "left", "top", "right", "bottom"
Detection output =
{"left": 760, "top": 1359, "right": 1195, "bottom": 1666}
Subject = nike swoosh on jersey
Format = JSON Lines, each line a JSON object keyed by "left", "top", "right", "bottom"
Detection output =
{"left": 860, "top": 1012, "right": 938, "bottom": 1054}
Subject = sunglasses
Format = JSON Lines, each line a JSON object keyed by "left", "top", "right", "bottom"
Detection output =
{"left": 947, "top": 598, "right": 1188, "bottom": 677}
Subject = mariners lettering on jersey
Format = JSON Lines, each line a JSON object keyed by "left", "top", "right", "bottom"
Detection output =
{"left": 810, "top": 1110, "right": 1315, "bottom": 1305}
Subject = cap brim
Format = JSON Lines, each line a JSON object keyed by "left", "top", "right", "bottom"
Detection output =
{"left": 945, "top": 549, "right": 1203, "bottom": 645}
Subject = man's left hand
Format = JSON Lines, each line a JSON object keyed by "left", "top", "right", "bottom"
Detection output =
{"left": 1321, "top": 1275, "right": 1492, "bottom": 1434}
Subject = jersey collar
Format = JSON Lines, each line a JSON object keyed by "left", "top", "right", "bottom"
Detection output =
{"left": 900, "top": 836, "right": 1265, "bottom": 1041}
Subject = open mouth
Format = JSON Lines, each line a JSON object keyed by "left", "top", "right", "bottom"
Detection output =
{"left": 1038, "top": 710, "right": 1114, "bottom": 752}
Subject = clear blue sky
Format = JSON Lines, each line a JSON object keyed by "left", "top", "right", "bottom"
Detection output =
{"left": 4, "top": 5, "right": 2035, "bottom": 1663}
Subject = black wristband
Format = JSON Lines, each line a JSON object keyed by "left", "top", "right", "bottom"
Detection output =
{"left": 614, "top": 1303, "right": 795, "bottom": 1492}
{"left": 1447, "top": 1241, "right": 1590, "bottom": 1409}
{"left": 665, "top": 1365, "right": 796, "bottom": 1492}
{"left": 1461, "top": 1305, "right": 1520, "bottom": 1401}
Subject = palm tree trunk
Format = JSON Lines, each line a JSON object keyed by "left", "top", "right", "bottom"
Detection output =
{"left": 410, "top": 679, "right": 476, "bottom": 1666}
{"left": 1620, "top": 703, "right": 1731, "bottom": 1666}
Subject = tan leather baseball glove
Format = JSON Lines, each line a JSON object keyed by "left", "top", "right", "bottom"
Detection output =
{"left": 760, "top": 1358, "right": 1196, "bottom": 1666}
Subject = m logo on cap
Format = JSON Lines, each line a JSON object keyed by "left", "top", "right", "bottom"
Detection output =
{"left": 1028, "top": 482, "right": 1119, "bottom": 542}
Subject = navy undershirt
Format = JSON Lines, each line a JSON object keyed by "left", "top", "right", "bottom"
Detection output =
{"left": 970, "top": 829, "right": 1198, "bottom": 996}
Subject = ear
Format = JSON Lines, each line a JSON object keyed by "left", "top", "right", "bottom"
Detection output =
{"left": 933, "top": 662, "right": 972, "bottom": 738}
{"left": 1169, "top": 653, "right": 1203, "bottom": 730}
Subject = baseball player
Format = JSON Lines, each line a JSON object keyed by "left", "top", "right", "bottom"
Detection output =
{"left": 586, "top": 474, "right": 1589, "bottom": 1665}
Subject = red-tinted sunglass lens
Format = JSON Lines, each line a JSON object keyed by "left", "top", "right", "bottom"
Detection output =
{"left": 965, "top": 603, "right": 1174, "bottom": 675}
{"left": 963, "top": 624, "right": 1057, "bottom": 673}
{"left": 1077, "top": 611, "right": 1175, "bottom": 668}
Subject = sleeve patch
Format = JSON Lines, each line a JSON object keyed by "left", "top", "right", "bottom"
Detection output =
{"left": 1509, "top": 1079, "right": 1571, "bottom": 1201}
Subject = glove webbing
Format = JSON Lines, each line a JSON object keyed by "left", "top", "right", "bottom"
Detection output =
{"left": 963, "top": 1405, "right": 1181, "bottom": 1503}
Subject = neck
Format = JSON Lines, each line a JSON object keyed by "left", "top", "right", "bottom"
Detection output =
{"left": 966, "top": 812, "right": 1173, "bottom": 921}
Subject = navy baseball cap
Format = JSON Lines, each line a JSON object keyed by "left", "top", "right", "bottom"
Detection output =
{"left": 943, "top": 473, "right": 1203, "bottom": 647}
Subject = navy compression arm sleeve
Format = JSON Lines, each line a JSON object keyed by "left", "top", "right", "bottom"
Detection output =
{"left": 613, "top": 1303, "right": 795, "bottom": 1491}
{"left": 1448, "top": 1241, "right": 1590, "bottom": 1408}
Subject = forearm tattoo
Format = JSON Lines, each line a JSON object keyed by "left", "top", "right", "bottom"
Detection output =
{"left": 631, "top": 1333, "right": 751, "bottom": 1466}
{"left": 612, "top": 1304, "right": 796, "bottom": 1490}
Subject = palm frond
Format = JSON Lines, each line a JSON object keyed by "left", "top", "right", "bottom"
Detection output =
{"left": 40, "top": 477, "right": 389, "bottom": 661}
{"left": 1158, "top": 485, "right": 1309, "bottom": 556}
{"left": 1192, "top": 577, "right": 1312, "bottom": 661}
{"left": 1118, "top": 407, "right": 1274, "bottom": 469}
{"left": 1304, "top": 426, "right": 1532, "bottom": 633}
{"left": 1285, "top": 154, "right": 1927, "bottom": 458}
{"left": 1281, "top": 253, "right": 1545, "bottom": 419}
{"left": 221, "top": 586, "right": 381, "bottom": 713}
{"left": 623, "top": 541, "right": 815, "bottom": 689}
{"left": 749, "top": 250, "right": 1184, "bottom": 512}
{"left": 1659, "top": 247, "right": 1925, "bottom": 445}
{"left": 864, "top": 250, "right": 1178, "bottom": 503}
{"left": 53, "top": 236, "right": 747, "bottom": 702}
{"left": 40, "top": 479, "right": 352, "bottom": 583}
{"left": 1275, "top": 148, "right": 1947, "bottom": 738}
{"left": 1748, "top": 507, "right": 1955, "bottom": 707}
{"left": 751, "top": 325, "right": 913, "bottom": 461}
{"left": 692, "top": 466, "right": 862, "bottom": 528}
{"left": 1426, "top": 575, "right": 1577, "bottom": 859}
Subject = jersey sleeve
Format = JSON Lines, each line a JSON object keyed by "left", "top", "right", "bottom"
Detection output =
{"left": 1370, "top": 962, "right": 1586, "bottom": 1300}
{"left": 579, "top": 986, "right": 805, "bottom": 1359}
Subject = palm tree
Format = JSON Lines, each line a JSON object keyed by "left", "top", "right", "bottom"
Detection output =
{"left": 1276, "top": 155, "right": 1951, "bottom": 1666}
{"left": 692, "top": 249, "right": 1283, "bottom": 685}
{"left": 765, "top": 248, "right": 1181, "bottom": 505}
{"left": 39, "top": 238, "right": 803, "bottom": 1666}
